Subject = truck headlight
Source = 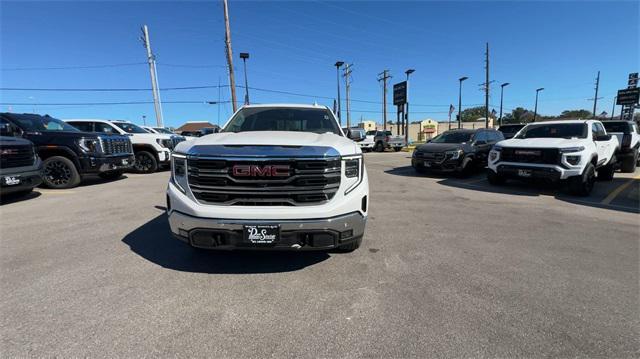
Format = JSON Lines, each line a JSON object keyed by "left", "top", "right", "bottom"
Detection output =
{"left": 489, "top": 150, "right": 499, "bottom": 162}
{"left": 343, "top": 155, "right": 363, "bottom": 195}
{"left": 171, "top": 153, "right": 188, "bottom": 193}
{"left": 78, "top": 138, "right": 102, "bottom": 154}
{"left": 445, "top": 149, "right": 463, "bottom": 160}
{"left": 157, "top": 138, "right": 174, "bottom": 149}
{"left": 565, "top": 155, "right": 581, "bottom": 165}
{"left": 559, "top": 146, "right": 585, "bottom": 153}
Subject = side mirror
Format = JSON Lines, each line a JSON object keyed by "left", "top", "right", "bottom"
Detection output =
{"left": 595, "top": 134, "right": 611, "bottom": 141}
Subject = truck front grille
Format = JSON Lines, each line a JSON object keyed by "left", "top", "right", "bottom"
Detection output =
{"left": 501, "top": 147, "right": 560, "bottom": 164}
{"left": 415, "top": 151, "right": 445, "bottom": 162}
{"left": 0, "top": 146, "right": 35, "bottom": 169}
{"left": 101, "top": 137, "right": 133, "bottom": 155}
{"left": 187, "top": 157, "right": 341, "bottom": 206}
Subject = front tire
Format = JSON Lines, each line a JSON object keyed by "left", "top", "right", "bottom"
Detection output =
{"left": 374, "top": 141, "right": 385, "bottom": 152}
{"left": 42, "top": 156, "right": 81, "bottom": 189}
{"left": 487, "top": 169, "right": 506, "bottom": 185}
{"left": 620, "top": 150, "right": 638, "bottom": 173}
{"left": 597, "top": 162, "right": 615, "bottom": 181}
{"left": 134, "top": 151, "right": 158, "bottom": 173}
{"left": 568, "top": 163, "right": 596, "bottom": 196}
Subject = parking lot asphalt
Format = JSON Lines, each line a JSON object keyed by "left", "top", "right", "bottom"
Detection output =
{"left": 1, "top": 151, "right": 638, "bottom": 357}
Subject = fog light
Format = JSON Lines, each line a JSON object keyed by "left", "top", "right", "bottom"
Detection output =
{"left": 340, "top": 230, "right": 353, "bottom": 240}
{"left": 566, "top": 155, "right": 581, "bottom": 165}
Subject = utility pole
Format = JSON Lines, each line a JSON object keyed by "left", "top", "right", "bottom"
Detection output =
{"left": 591, "top": 71, "right": 601, "bottom": 118}
{"left": 142, "top": 115, "right": 147, "bottom": 126}
{"left": 378, "top": 70, "right": 392, "bottom": 130}
{"left": 343, "top": 63, "right": 353, "bottom": 128}
{"left": 140, "top": 25, "right": 164, "bottom": 127}
{"left": 222, "top": 0, "right": 238, "bottom": 112}
{"left": 484, "top": 42, "right": 490, "bottom": 128}
{"left": 610, "top": 96, "right": 616, "bottom": 120}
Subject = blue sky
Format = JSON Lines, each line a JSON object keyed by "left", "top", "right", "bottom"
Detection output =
{"left": 1, "top": 1, "right": 638, "bottom": 128}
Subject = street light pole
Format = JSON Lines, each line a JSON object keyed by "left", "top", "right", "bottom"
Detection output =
{"left": 458, "top": 76, "right": 468, "bottom": 129}
{"left": 610, "top": 96, "right": 616, "bottom": 120}
{"left": 533, "top": 87, "right": 544, "bottom": 122}
{"left": 405, "top": 69, "right": 415, "bottom": 146}
{"left": 239, "top": 53, "right": 250, "bottom": 105}
{"left": 334, "top": 61, "right": 344, "bottom": 123}
{"left": 499, "top": 82, "right": 510, "bottom": 126}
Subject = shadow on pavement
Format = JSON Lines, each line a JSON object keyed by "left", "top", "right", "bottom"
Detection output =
{"left": 0, "top": 190, "right": 42, "bottom": 205}
{"left": 122, "top": 213, "right": 331, "bottom": 274}
{"left": 384, "top": 165, "right": 482, "bottom": 180}
{"left": 77, "top": 174, "right": 129, "bottom": 187}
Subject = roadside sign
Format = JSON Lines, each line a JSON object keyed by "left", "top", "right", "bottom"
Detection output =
{"left": 616, "top": 88, "right": 640, "bottom": 106}
{"left": 628, "top": 72, "right": 638, "bottom": 88}
{"left": 393, "top": 81, "right": 407, "bottom": 106}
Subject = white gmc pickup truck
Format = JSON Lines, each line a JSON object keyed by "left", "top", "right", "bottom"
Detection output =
{"left": 487, "top": 119, "right": 619, "bottom": 196}
{"left": 167, "top": 104, "right": 369, "bottom": 251}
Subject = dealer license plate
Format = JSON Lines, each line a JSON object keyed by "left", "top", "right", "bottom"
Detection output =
{"left": 243, "top": 225, "right": 280, "bottom": 244}
{"left": 3, "top": 176, "right": 21, "bottom": 186}
{"left": 424, "top": 161, "right": 432, "bottom": 167}
{"left": 517, "top": 169, "right": 532, "bottom": 177}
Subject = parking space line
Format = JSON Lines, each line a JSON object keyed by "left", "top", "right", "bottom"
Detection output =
{"left": 601, "top": 175, "right": 640, "bottom": 205}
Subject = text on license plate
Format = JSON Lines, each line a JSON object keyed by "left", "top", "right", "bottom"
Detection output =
{"left": 517, "top": 169, "right": 532, "bottom": 177}
{"left": 243, "top": 225, "right": 280, "bottom": 244}
{"left": 3, "top": 176, "right": 21, "bottom": 186}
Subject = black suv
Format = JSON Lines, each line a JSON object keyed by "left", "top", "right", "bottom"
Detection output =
{"left": 412, "top": 128, "right": 504, "bottom": 176}
{"left": 0, "top": 113, "right": 134, "bottom": 189}
{"left": 0, "top": 135, "right": 42, "bottom": 196}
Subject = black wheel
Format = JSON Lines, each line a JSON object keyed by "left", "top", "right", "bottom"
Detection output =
{"left": 374, "top": 141, "right": 385, "bottom": 152}
{"left": 487, "top": 169, "right": 506, "bottom": 185}
{"left": 597, "top": 163, "right": 615, "bottom": 181}
{"left": 336, "top": 236, "right": 362, "bottom": 252}
{"left": 42, "top": 156, "right": 81, "bottom": 189}
{"left": 134, "top": 151, "right": 158, "bottom": 173}
{"left": 457, "top": 157, "right": 474, "bottom": 178}
{"left": 98, "top": 170, "right": 124, "bottom": 180}
{"left": 393, "top": 147, "right": 402, "bottom": 152}
{"left": 568, "top": 163, "right": 596, "bottom": 196}
{"left": 620, "top": 150, "right": 638, "bottom": 173}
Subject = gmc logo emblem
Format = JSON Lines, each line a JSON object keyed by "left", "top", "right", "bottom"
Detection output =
{"left": 232, "top": 165, "right": 290, "bottom": 177}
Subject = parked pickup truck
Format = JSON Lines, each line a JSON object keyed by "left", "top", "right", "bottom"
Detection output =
{"left": 602, "top": 120, "right": 639, "bottom": 173}
{"left": 487, "top": 120, "right": 619, "bottom": 196}
{"left": 0, "top": 135, "right": 42, "bottom": 196}
{"left": 373, "top": 130, "right": 405, "bottom": 152}
{"left": 1, "top": 113, "right": 134, "bottom": 188}
{"left": 65, "top": 119, "right": 185, "bottom": 173}
{"left": 167, "top": 104, "right": 369, "bottom": 252}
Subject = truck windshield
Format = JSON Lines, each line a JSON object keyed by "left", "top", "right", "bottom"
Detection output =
{"left": 154, "top": 128, "right": 174, "bottom": 134}
{"left": 223, "top": 107, "right": 341, "bottom": 135}
{"left": 516, "top": 123, "right": 587, "bottom": 139}
{"left": 6, "top": 114, "right": 79, "bottom": 132}
{"left": 431, "top": 131, "right": 473, "bottom": 143}
{"left": 602, "top": 121, "right": 630, "bottom": 134}
{"left": 112, "top": 122, "right": 148, "bottom": 134}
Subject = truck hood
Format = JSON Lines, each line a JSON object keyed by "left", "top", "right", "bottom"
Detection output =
{"left": 130, "top": 133, "right": 174, "bottom": 140}
{"left": 175, "top": 131, "right": 359, "bottom": 155}
{"left": 416, "top": 142, "right": 466, "bottom": 152}
{"left": 498, "top": 137, "right": 586, "bottom": 149}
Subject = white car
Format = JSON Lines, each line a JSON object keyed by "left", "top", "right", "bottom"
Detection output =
{"left": 167, "top": 104, "right": 369, "bottom": 252}
{"left": 358, "top": 130, "right": 376, "bottom": 152}
{"left": 487, "top": 119, "right": 619, "bottom": 195}
{"left": 65, "top": 119, "right": 184, "bottom": 173}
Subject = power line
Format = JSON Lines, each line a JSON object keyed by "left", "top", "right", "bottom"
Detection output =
{"left": 0, "top": 85, "right": 228, "bottom": 92}
{"left": 1, "top": 62, "right": 146, "bottom": 71}
{"left": 1, "top": 100, "right": 230, "bottom": 106}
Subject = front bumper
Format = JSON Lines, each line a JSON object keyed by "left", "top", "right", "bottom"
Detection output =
{"left": 359, "top": 142, "right": 374, "bottom": 149}
{"left": 158, "top": 149, "right": 171, "bottom": 163}
{"left": 0, "top": 165, "right": 42, "bottom": 195}
{"left": 412, "top": 157, "right": 462, "bottom": 172}
{"left": 167, "top": 209, "right": 366, "bottom": 250}
{"left": 79, "top": 154, "right": 135, "bottom": 173}
{"left": 490, "top": 163, "right": 571, "bottom": 181}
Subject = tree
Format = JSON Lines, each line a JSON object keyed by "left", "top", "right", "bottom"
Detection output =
{"left": 558, "top": 109, "right": 592, "bottom": 119}
{"left": 460, "top": 106, "right": 485, "bottom": 122}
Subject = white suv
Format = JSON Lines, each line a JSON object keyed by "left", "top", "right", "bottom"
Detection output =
{"left": 167, "top": 104, "right": 369, "bottom": 252}
{"left": 487, "top": 119, "right": 619, "bottom": 196}
{"left": 65, "top": 119, "right": 184, "bottom": 173}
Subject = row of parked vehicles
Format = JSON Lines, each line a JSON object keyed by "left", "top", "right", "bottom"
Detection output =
{"left": 0, "top": 113, "right": 186, "bottom": 197}
{"left": 410, "top": 119, "right": 639, "bottom": 196}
